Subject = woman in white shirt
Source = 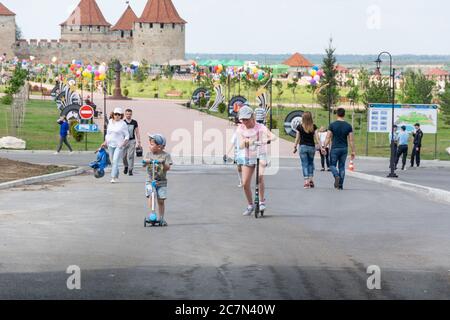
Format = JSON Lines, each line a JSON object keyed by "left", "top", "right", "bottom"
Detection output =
{"left": 102, "top": 108, "right": 129, "bottom": 183}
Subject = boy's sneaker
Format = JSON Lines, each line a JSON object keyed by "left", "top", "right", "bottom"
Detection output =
{"left": 260, "top": 202, "right": 266, "bottom": 211}
{"left": 160, "top": 219, "right": 168, "bottom": 227}
{"left": 111, "top": 178, "right": 117, "bottom": 184}
{"left": 243, "top": 205, "right": 255, "bottom": 216}
{"left": 129, "top": 170, "right": 133, "bottom": 176}
{"left": 124, "top": 167, "right": 128, "bottom": 175}
{"left": 54, "top": 152, "right": 60, "bottom": 155}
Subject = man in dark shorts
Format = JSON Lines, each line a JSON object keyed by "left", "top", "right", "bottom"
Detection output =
{"left": 123, "top": 109, "right": 141, "bottom": 176}
{"left": 322, "top": 108, "right": 356, "bottom": 190}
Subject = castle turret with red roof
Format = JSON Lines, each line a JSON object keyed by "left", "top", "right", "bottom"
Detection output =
{"left": 0, "top": 2, "right": 16, "bottom": 58}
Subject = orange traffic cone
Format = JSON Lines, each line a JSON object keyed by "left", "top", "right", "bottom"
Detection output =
{"left": 348, "top": 160, "right": 355, "bottom": 172}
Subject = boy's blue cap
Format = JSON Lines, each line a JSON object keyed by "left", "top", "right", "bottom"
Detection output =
{"left": 148, "top": 133, "right": 166, "bottom": 146}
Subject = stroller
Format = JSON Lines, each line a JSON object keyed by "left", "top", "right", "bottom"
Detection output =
{"left": 89, "top": 147, "right": 111, "bottom": 178}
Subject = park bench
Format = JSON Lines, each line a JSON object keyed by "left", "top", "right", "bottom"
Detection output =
{"left": 165, "top": 90, "right": 183, "bottom": 98}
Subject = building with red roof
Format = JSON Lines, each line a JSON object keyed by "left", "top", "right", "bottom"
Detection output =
{"left": 425, "top": 68, "right": 449, "bottom": 82}
{"left": 282, "top": 53, "right": 314, "bottom": 78}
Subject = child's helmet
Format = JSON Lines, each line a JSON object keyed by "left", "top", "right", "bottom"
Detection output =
{"left": 94, "top": 168, "right": 105, "bottom": 179}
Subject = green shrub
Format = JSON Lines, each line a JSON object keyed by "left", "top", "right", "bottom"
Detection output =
{"left": 218, "top": 102, "right": 226, "bottom": 114}
{"left": 1, "top": 94, "right": 13, "bottom": 105}
{"left": 123, "top": 89, "right": 129, "bottom": 97}
{"left": 199, "top": 97, "right": 207, "bottom": 108}
{"left": 69, "top": 120, "right": 84, "bottom": 142}
{"left": 270, "top": 119, "right": 278, "bottom": 130}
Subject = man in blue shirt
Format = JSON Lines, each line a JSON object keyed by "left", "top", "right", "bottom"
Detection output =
{"left": 395, "top": 125, "right": 409, "bottom": 170}
{"left": 323, "top": 108, "right": 356, "bottom": 190}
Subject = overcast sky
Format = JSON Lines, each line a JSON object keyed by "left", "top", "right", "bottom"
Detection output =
{"left": 3, "top": 0, "right": 449, "bottom": 55}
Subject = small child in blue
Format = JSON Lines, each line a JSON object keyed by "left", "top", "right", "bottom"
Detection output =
{"left": 143, "top": 134, "right": 173, "bottom": 226}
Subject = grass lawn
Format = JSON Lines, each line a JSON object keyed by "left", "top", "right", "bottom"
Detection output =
{"left": 120, "top": 77, "right": 351, "bottom": 106}
{"left": 0, "top": 99, "right": 104, "bottom": 151}
{"left": 190, "top": 104, "right": 450, "bottom": 161}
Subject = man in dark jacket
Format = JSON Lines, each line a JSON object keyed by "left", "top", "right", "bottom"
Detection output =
{"left": 410, "top": 123, "right": 423, "bottom": 167}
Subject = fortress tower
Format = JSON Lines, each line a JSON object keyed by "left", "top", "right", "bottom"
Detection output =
{"left": 133, "top": 0, "right": 186, "bottom": 64}
{"left": 60, "top": 0, "right": 112, "bottom": 41}
{"left": 4, "top": 0, "right": 186, "bottom": 65}
{"left": 111, "top": 5, "right": 138, "bottom": 40}
{"left": 0, "top": 2, "right": 16, "bottom": 59}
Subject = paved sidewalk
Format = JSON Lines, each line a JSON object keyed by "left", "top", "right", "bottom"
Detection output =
{"left": 354, "top": 157, "right": 450, "bottom": 192}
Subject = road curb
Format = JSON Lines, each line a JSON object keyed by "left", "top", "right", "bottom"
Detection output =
{"left": 0, "top": 167, "right": 88, "bottom": 190}
{"left": 348, "top": 171, "right": 450, "bottom": 205}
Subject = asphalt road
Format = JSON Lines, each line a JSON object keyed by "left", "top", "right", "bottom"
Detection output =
{"left": 1, "top": 160, "right": 450, "bottom": 299}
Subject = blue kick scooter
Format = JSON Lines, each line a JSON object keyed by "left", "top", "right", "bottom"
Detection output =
{"left": 143, "top": 160, "right": 166, "bottom": 227}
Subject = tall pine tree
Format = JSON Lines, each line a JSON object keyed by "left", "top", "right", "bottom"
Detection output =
{"left": 317, "top": 39, "right": 340, "bottom": 111}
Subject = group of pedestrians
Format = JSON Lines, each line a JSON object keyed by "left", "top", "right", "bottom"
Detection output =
{"left": 392, "top": 123, "right": 423, "bottom": 170}
{"left": 101, "top": 108, "right": 142, "bottom": 183}
{"left": 293, "top": 108, "right": 355, "bottom": 190}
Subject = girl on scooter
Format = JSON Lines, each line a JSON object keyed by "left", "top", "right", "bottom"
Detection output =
{"left": 236, "top": 106, "right": 276, "bottom": 216}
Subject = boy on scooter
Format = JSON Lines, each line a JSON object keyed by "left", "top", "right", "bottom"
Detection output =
{"left": 143, "top": 134, "right": 173, "bottom": 226}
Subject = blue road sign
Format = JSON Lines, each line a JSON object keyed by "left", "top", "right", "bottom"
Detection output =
{"left": 75, "top": 124, "right": 100, "bottom": 133}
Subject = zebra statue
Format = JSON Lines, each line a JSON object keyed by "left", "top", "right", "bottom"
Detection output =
{"left": 257, "top": 91, "right": 270, "bottom": 117}
{"left": 55, "top": 83, "right": 82, "bottom": 112}
{"left": 209, "top": 85, "right": 225, "bottom": 112}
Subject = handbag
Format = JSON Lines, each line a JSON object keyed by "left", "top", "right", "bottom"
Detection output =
{"left": 136, "top": 146, "right": 143, "bottom": 157}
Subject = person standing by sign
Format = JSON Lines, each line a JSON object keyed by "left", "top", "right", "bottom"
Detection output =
{"left": 101, "top": 108, "right": 129, "bottom": 183}
{"left": 411, "top": 123, "right": 423, "bottom": 168}
{"left": 123, "top": 109, "right": 141, "bottom": 176}
{"left": 395, "top": 125, "right": 410, "bottom": 171}
{"left": 55, "top": 116, "right": 73, "bottom": 155}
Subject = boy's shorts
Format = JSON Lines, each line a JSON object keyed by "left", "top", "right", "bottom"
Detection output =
{"left": 145, "top": 183, "right": 168, "bottom": 200}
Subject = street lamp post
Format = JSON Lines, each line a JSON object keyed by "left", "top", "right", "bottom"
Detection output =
{"left": 375, "top": 51, "right": 398, "bottom": 178}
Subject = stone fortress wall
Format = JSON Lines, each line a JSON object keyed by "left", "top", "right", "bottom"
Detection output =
{"left": 1, "top": 0, "right": 186, "bottom": 65}
{"left": 13, "top": 22, "right": 185, "bottom": 64}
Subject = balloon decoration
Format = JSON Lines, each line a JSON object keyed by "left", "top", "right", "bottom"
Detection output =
{"left": 308, "top": 66, "right": 323, "bottom": 86}
{"left": 63, "top": 61, "right": 108, "bottom": 83}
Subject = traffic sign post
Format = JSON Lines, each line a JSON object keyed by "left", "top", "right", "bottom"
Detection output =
{"left": 79, "top": 105, "right": 95, "bottom": 121}
{"left": 77, "top": 105, "right": 96, "bottom": 151}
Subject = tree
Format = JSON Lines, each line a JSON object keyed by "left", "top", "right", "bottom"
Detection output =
{"left": 346, "top": 78, "right": 361, "bottom": 105}
{"left": 358, "top": 67, "right": 370, "bottom": 90}
{"left": 317, "top": 39, "right": 340, "bottom": 111}
{"left": 134, "top": 59, "right": 149, "bottom": 83}
{"left": 440, "top": 85, "right": 450, "bottom": 126}
{"left": 400, "top": 70, "right": 435, "bottom": 104}
{"left": 362, "top": 79, "right": 391, "bottom": 107}
{"left": 15, "top": 23, "right": 23, "bottom": 40}
{"left": 287, "top": 77, "right": 298, "bottom": 103}
{"left": 274, "top": 80, "right": 284, "bottom": 102}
